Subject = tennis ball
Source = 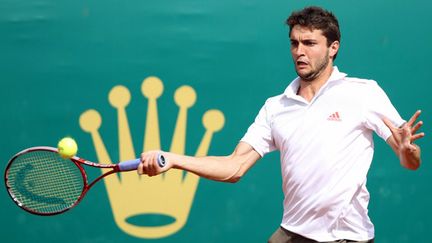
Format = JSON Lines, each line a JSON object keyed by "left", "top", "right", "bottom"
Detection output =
{"left": 57, "top": 137, "right": 78, "bottom": 159}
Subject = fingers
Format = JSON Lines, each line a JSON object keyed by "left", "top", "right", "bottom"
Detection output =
{"left": 411, "top": 132, "right": 425, "bottom": 143}
{"left": 139, "top": 152, "right": 153, "bottom": 176}
{"left": 400, "top": 125, "right": 412, "bottom": 145}
{"left": 137, "top": 154, "right": 149, "bottom": 175}
{"left": 406, "top": 110, "right": 424, "bottom": 143}
{"left": 384, "top": 110, "right": 424, "bottom": 137}
{"left": 147, "top": 153, "right": 159, "bottom": 176}
{"left": 138, "top": 151, "right": 165, "bottom": 176}
{"left": 411, "top": 120, "right": 423, "bottom": 134}
{"left": 406, "top": 110, "right": 422, "bottom": 127}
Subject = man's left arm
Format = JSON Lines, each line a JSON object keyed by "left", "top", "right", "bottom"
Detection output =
{"left": 384, "top": 110, "right": 425, "bottom": 170}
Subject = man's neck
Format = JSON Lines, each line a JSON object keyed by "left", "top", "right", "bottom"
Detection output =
{"left": 298, "top": 65, "right": 334, "bottom": 102}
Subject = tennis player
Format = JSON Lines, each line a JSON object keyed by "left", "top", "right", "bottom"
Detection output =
{"left": 138, "top": 6, "right": 424, "bottom": 243}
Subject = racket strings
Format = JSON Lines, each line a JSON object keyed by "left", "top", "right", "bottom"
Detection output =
{"left": 6, "top": 151, "right": 84, "bottom": 214}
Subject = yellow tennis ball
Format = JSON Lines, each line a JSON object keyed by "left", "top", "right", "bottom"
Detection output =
{"left": 57, "top": 137, "right": 78, "bottom": 159}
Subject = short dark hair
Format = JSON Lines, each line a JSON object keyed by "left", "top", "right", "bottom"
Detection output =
{"left": 286, "top": 6, "right": 341, "bottom": 59}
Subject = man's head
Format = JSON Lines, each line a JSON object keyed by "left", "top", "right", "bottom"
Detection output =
{"left": 286, "top": 6, "right": 341, "bottom": 81}
{"left": 286, "top": 6, "right": 341, "bottom": 58}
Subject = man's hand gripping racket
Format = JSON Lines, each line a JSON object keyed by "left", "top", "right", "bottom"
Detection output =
{"left": 4, "top": 146, "right": 165, "bottom": 215}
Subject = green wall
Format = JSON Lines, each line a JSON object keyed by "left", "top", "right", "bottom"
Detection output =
{"left": 1, "top": 0, "right": 430, "bottom": 242}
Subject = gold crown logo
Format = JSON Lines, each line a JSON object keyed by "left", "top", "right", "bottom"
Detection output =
{"left": 78, "top": 77, "right": 225, "bottom": 239}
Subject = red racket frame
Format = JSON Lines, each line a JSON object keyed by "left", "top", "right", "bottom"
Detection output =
{"left": 4, "top": 146, "right": 124, "bottom": 216}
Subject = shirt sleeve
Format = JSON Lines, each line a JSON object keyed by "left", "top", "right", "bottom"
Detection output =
{"left": 240, "top": 100, "right": 276, "bottom": 157}
{"left": 363, "top": 81, "right": 406, "bottom": 141}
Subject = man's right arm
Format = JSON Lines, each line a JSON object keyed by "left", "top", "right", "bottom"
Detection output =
{"left": 138, "top": 142, "right": 261, "bottom": 183}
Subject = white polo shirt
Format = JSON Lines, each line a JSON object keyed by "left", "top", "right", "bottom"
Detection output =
{"left": 241, "top": 67, "right": 405, "bottom": 241}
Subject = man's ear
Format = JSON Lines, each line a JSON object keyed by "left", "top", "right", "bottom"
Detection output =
{"left": 329, "top": 41, "right": 340, "bottom": 59}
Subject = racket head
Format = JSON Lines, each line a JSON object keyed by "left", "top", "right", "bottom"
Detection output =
{"left": 4, "top": 147, "right": 86, "bottom": 215}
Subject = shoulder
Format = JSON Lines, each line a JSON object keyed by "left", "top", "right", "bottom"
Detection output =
{"left": 261, "top": 93, "right": 289, "bottom": 111}
{"left": 339, "top": 76, "right": 384, "bottom": 93}
{"left": 343, "top": 77, "right": 378, "bottom": 86}
{"left": 338, "top": 77, "right": 391, "bottom": 105}
{"left": 252, "top": 93, "right": 287, "bottom": 120}
{"left": 265, "top": 93, "right": 285, "bottom": 104}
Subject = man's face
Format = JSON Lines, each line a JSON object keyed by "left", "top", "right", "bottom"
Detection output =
{"left": 290, "top": 25, "right": 338, "bottom": 81}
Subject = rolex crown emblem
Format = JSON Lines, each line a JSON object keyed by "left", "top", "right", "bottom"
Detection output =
{"left": 79, "top": 76, "right": 224, "bottom": 238}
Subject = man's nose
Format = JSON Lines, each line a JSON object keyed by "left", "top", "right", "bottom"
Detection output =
{"left": 295, "top": 43, "right": 305, "bottom": 56}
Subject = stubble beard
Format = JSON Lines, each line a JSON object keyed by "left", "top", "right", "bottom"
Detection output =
{"left": 296, "top": 50, "right": 330, "bottom": 82}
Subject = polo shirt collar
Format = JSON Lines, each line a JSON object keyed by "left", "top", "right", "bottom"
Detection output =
{"left": 283, "top": 66, "right": 347, "bottom": 100}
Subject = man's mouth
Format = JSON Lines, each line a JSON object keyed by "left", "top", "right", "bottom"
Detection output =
{"left": 296, "top": 60, "right": 308, "bottom": 67}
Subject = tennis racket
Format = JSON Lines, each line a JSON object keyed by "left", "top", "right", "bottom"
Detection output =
{"left": 4, "top": 146, "right": 165, "bottom": 216}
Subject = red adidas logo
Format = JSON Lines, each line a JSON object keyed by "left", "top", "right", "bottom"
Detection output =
{"left": 327, "top": 112, "right": 342, "bottom": 121}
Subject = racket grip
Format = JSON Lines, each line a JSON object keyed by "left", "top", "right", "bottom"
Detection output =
{"left": 118, "top": 154, "right": 166, "bottom": 171}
